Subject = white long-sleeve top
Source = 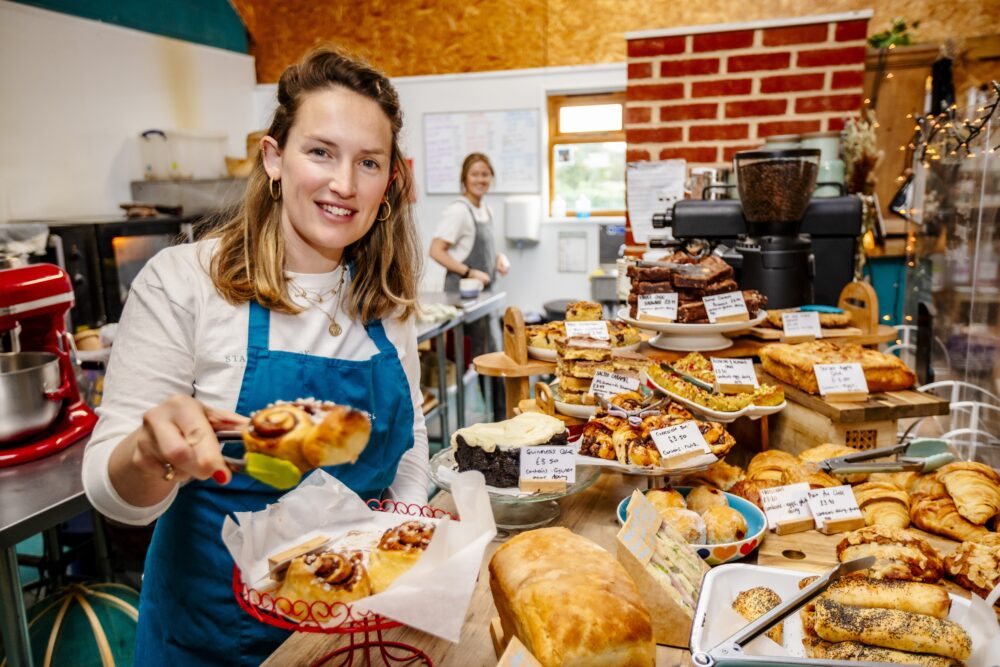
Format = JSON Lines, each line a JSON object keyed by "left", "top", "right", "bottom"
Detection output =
{"left": 82, "top": 239, "right": 430, "bottom": 526}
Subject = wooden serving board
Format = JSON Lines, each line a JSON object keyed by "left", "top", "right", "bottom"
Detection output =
{"left": 748, "top": 325, "right": 864, "bottom": 340}
{"left": 759, "top": 372, "right": 950, "bottom": 423}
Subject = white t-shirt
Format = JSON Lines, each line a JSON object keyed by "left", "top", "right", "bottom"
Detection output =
{"left": 433, "top": 198, "right": 491, "bottom": 264}
{"left": 82, "top": 239, "right": 430, "bottom": 526}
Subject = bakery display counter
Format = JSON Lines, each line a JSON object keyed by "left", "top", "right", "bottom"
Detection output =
{"left": 264, "top": 472, "right": 699, "bottom": 666}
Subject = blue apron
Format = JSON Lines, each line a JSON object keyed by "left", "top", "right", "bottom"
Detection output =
{"left": 134, "top": 300, "right": 415, "bottom": 666}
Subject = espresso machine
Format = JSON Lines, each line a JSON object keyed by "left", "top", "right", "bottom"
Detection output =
{"left": 0, "top": 263, "right": 97, "bottom": 466}
{"left": 669, "top": 149, "right": 862, "bottom": 308}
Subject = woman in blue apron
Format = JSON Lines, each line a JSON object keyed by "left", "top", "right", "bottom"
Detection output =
{"left": 83, "top": 48, "right": 427, "bottom": 666}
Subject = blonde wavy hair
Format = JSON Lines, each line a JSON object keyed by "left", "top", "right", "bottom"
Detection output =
{"left": 208, "top": 47, "right": 420, "bottom": 322}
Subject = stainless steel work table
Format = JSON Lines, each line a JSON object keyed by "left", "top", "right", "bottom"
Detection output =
{"left": 0, "top": 441, "right": 93, "bottom": 667}
{"left": 415, "top": 290, "right": 506, "bottom": 448}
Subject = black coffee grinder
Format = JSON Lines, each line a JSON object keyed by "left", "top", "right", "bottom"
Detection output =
{"left": 667, "top": 149, "right": 861, "bottom": 309}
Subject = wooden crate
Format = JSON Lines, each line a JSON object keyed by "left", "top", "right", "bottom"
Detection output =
{"left": 769, "top": 399, "right": 897, "bottom": 453}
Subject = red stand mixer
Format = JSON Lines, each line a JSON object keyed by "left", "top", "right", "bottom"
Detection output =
{"left": 0, "top": 263, "right": 97, "bottom": 466}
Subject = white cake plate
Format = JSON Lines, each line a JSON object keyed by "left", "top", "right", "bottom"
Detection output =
{"left": 617, "top": 308, "right": 767, "bottom": 351}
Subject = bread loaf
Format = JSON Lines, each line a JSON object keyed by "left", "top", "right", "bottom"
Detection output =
{"left": 489, "top": 528, "right": 655, "bottom": 666}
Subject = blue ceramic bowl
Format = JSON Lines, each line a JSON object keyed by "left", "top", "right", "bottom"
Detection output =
{"left": 617, "top": 486, "right": 767, "bottom": 566}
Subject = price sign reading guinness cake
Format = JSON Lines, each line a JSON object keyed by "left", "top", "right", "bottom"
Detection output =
{"left": 636, "top": 293, "right": 678, "bottom": 323}
{"left": 519, "top": 445, "right": 576, "bottom": 493}
{"left": 702, "top": 292, "right": 749, "bottom": 324}
{"left": 564, "top": 320, "right": 610, "bottom": 340}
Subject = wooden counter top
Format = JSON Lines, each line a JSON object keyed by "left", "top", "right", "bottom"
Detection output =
{"left": 263, "top": 473, "right": 696, "bottom": 666}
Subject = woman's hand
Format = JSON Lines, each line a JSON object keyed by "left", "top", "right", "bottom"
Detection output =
{"left": 468, "top": 269, "right": 491, "bottom": 286}
{"left": 496, "top": 253, "right": 510, "bottom": 276}
{"left": 109, "top": 396, "right": 248, "bottom": 507}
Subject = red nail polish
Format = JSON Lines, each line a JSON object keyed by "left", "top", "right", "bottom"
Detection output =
{"left": 213, "top": 470, "right": 228, "bottom": 484}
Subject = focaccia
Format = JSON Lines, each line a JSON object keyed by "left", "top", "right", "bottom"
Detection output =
{"left": 489, "top": 527, "right": 655, "bottom": 666}
{"left": 758, "top": 340, "right": 916, "bottom": 394}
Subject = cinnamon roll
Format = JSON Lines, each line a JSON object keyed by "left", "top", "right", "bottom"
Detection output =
{"left": 242, "top": 399, "right": 372, "bottom": 473}
{"left": 278, "top": 550, "right": 371, "bottom": 619}
{"left": 369, "top": 521, "right": 435, "bottom": 593}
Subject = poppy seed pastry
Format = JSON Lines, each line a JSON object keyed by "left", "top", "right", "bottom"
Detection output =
{"left": 451, "top": 413, "right": 568, "bottom": 488}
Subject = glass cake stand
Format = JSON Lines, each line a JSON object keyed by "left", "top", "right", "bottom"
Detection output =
{"left": 429, "top": 449, "right": 601, "bottom": 530}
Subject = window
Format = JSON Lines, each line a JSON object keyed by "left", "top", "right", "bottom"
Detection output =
{"left": 547, "top": 92, "right": 626, "bottom": 217}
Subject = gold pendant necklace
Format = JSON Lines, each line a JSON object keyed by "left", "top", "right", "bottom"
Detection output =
{"left": 290, "top": 266, "right": 347, "bottom": 337}
{"left": 328, "top": 320, "right": 342, "bottom": 337}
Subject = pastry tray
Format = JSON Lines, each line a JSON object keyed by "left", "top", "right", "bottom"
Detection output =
{"left": 645, "top": 376, "right": 787, "bottom": 423}
{"left": 567, "top": 433, "right": 719, "bottom": 477}
{"left": 690, "top": 563, "right": 977, "bottom": 665}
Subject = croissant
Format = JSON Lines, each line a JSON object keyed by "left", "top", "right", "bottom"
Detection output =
{"left": 853, "top": 481, "right": 911, "bottom": 529}
{"left": 935, "top": 461, "right": 1000, "bottom": 525}
{"left": 869, "top": 471, "right": 921, "bottom": 493}
{"left": 910, "top": 491, "right": 992, "bottom": 542}
{"left": 243, "top": 399, "right": 372, "bottom": 473}
{"left": 747, "top": 450, "right": 840, "bottom": 489}
{"left": 677, "top": 458, "right": 746, "bottom": 491}
{"left": 799, "top": 443, "right": 867, "bottom": 484}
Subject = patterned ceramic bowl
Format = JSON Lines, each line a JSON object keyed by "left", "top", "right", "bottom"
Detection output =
{"left": 617, "top": 486, "right": 766, "bottom": 566}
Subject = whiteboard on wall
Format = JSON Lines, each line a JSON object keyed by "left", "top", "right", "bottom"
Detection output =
{"left": 423, "top": 109, "right": 540, "bottom": 194}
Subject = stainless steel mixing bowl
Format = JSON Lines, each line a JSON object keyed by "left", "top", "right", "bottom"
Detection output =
{"left": 0, "top": 351, "right": 64, "bottom": 443}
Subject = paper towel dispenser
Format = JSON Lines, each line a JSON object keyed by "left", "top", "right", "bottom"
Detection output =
{"left": 504, "top": 195, "right": 541, "bottom": 243}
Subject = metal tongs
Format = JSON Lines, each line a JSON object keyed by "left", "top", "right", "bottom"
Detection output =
{"left": 659, "top": 361, "right": 715, "bottom": 393}
{"left": 812, "top": 438, "right": 957, "bottom": 476}
{"left": 690, "top": 556, "right": 877, "bottom": 667}
{"left": 596, "top": 394, "right": 668, "bottom": 426}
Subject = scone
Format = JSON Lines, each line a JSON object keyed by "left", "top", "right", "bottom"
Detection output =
{"left": 646, "top": 487, "right": 687, "bottom": 514}
{"left": 660, "top": 507, "right": 707, "bottom": 544}
{"left": 703, "top": 505, "right": 748, "bottom": 544}
{"left": 368, "top": 521, "right": 435, "bottom": 593}
{"left": 686, "top": 485, "right": 729, "bottom": 515}
{"left": 278, "top": 550, "right": 371, "bottom": 619}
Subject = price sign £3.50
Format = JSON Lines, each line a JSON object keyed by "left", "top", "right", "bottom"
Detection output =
{"left": 518, "top": 445, "right": 576, "bottom": 493}
{"left": 649, "top": 421, "right": 712, "bottom": 467}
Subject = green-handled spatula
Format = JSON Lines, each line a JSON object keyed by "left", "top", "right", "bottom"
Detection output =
{"left": 215, "top": 430, "right": 303, "bottom": 490}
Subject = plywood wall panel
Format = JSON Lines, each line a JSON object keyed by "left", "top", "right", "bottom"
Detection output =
{"left": 234, "top": 0, "right": 1000, "bottom": 81}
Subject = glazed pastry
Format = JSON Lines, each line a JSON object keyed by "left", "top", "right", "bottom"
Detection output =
{"left": 935, "top": 461, "right": 1000, "bottom": 525}
{"left": 812, "top": 598, "right": 971, "bottom": 661}
{"left": 645, "top": 488, "right": 687, "bottom": 514}
{"left": 732, "top": 587, "right": 782, "bottom": 645}
{"left": 944, "top": 540, "right": 1000, "bottom": 601}
{"left": 278, "top": 550, "right": 371, "bottom": 619}
{"left": 802, "top": 636, "right": 962, "bottom": 667}
{"left": 368, "top": 521, "right": 435, "bottom": 593}
{"left": 614, "top": 425, "right": 662, "bottom": 467}
{"left": 910, "top": 489, "right": 992, "bottom": 542}
{"left": 242, "top": 399, "right": 372, "bottom": 472}
{"left": 728, "top": 479, "right": 779, "bottom": 510}
{"left": 823, "top": 577, "right": 951, "bottom": 618}
{"left": 702, "top": 505, "right": 747, "bottom": 544}
{"left": 836, "top": 526, "right": 943, "bottom": 583}
{"left": 677, "top": 459, "right": 745, "bottom": 491}
{"left": 852, "top": 481, "right": 911, "bottom": 529}
{"left": 686, "top": 486, "right": 728, "bottom": 515}
{"left": 659, "top": 507, "right": 707, "bottom": 544}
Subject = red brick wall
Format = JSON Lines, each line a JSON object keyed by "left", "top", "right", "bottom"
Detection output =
{"left": 626, "top": 17, "right": 869, "bottom": 167}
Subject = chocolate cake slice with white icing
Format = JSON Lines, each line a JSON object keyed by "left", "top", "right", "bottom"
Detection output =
{"left": 451, "top": 413, "right": 569, "bottom": 487}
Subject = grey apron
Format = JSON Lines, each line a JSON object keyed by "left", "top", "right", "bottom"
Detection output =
{"left": 444, "top": 200, "right": 496, "bottom": 293}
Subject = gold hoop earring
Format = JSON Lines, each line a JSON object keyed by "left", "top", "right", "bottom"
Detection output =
{"left": 269, "top": 178, "right": 281, "bottom": 201}
{"left": 376, "top": 197, "right": 391, "bottom": 222}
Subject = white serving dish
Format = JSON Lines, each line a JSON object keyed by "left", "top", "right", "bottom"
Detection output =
{"left": 618, "top": 307, "right": 767, "bottom": 351}
{"left": 645, "top": 375, "right": 787, "bottom": 423}
{"left": 527, "top": 341, "right": 640, "bottom": 362}
{"left": 690, "top": 563, "right": 982, "bottom": 665}
{"left": 550, "top": 379, "right": 598, "bottom": 419}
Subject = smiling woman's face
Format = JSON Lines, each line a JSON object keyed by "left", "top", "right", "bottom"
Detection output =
{"left": 262, "top": 86, "right": 393, "bottom": 272}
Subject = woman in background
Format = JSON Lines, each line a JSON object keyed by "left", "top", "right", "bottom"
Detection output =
{"left": 428, "top": 153, "right": 510, "bottom": 417}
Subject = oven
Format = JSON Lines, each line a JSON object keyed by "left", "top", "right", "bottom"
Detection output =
{"left": 13, "top": 216, "right": 200, "bottom": 330}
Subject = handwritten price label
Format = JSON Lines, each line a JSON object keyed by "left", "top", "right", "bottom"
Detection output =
{"left": 710, "top": 357, "right": 759, "bottom": 391}
{"left": 806, "top": 485, "right": 864, "bottom": 532}
{"left": 759, "top": 483, "right": 813, "bottom": 530}
{"left": 814, "top": 363, "right": 868, "bottom": 397}
{"left": 519, "top": 446, "right": 576, "bottom": 484}
{"left": 703, "top": 291, "right": 749, "bottom": 323}
{"left": 637, "top": 293, "right": 678, "bottom": 321}
{"left": 617, "top": 490, "right": 661, "bottom": 565}
{"left": 649, "top": 421, "right": 712, "bottom": 464}
{"left": 564, "top": 320, "right": 610, "bottom": 340}
{"left": 782, "top": 311, "right": 823, "bottom": 339}
{"left": 588, "top": 370, "right": 640, "bottom": 400}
